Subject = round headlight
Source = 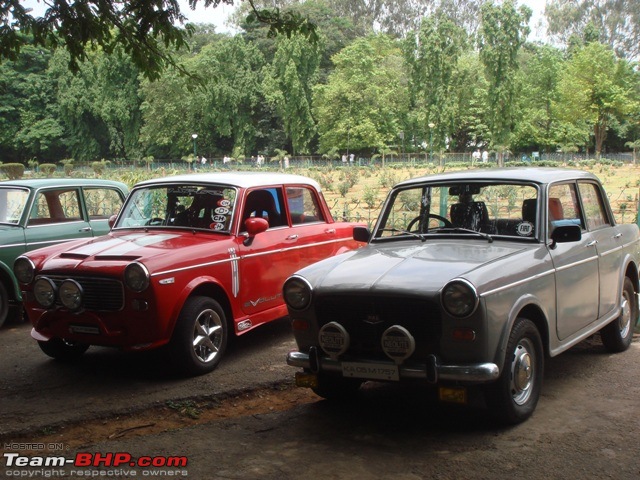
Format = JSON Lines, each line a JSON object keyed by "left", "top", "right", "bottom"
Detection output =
{"left": 14, "top": 257, "right": 35, "bottom": 284}
{"left": 33, "top": 277, "right": 57, "bottom": 308}
{"left": 283, "top": 276, "right": 312, "bottom": 311}
{"left": 124, "top": 262, "right": 150, "bottom": 292}
{"left": 59, "top": 279, "right": 83, "bottom": 311}
{"left": 442, "top": 280, "right": 478, "bottom": 318}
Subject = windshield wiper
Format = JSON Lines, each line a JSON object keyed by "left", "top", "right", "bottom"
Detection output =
{"left": 380, "top": 228, "right": 427, "bottom": 242}
{"left": 430, "top": 227, "right": 494, "bottom": 243}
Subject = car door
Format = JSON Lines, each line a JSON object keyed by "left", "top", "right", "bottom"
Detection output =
{"left": 547, "top": 182, "right": 600, "bottom": 340}
{"left": 577, "top": 181, "right": 621, "bottom": 319}
{"left": 82, "top": 186, "right": 127, "bottom": 236}
{"left": 24, "top": 188, "right": 94, "bottom": 251}
{"left": 236, "top": 187, "right": 293, "bottom": 316}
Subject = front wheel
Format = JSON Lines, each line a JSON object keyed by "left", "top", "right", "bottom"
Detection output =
{"left": 484, "top": 318, "right": 543, "bottom": 425}
{"left": 168, "top": 296, "right": 228, "bottom": 376}
{"left": 38, "top": 338, "right": 89, "bottom": 361}
{"left": 600, "top": 277, "right": 637, "bottom": 353}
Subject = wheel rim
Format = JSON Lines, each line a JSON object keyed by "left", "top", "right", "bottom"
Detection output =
{"left": 510, "top": 338, "right": 536, "bottom": 406}
{"left": 618, "top": 291, "right": 631, "bottom": 339}
{"left": 192, "top": 308, "right": 223, "bottom": 364}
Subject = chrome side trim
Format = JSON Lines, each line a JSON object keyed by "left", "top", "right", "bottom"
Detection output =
{"left": 482, "top": 269, "right": 554, "bottom": 297}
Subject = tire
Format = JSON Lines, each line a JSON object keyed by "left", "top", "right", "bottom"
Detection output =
{"left": 485, "top": 318, "right": 544, "bottom": 425}
{"left": 169, "top": 296, "right": 228, "bottom": 376}
{"left": 0, "top": 281, "right": 9, "bottom": 329}
{"left": 38, "top": 338, "right": 89, "bottom": 361}
{"left": 311, "top": 373, "right": 362, "bottom": 401}
{"left": 600, "top": 277, "right": 637, "bottom": 353}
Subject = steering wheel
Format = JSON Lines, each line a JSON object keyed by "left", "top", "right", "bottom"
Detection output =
{"left": 145, "top": 217, "right": 164, "bottom": 226}
{"left": 407, "top": 214, "right": 452, "bottom": 232}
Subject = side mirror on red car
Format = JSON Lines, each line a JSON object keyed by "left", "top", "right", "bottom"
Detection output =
{"left": 243, "top": 217, "right": 269, "bottom": 246}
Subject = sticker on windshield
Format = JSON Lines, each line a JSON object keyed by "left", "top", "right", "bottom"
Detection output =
{"left": 215, "top": 207, "right": 229, "bottom": 215}
{"left": 516, "top": 221, "right": 534, "bottom": 237}
{"left": 212, "top": 223, "right": 226, "bottom": 231}
{"left": 218, "top": 199, "right": 231, "bottom": 208}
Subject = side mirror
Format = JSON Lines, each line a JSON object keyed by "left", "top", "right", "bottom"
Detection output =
{"left": 108, "top": 214, "right": 117, "bottom": 229}
{"left": 243, "top": 217, "right": 269, "bottom": 246}
{"left": 353, "top": 226, "right": 371, "bottom": 243}
{"left": 551, "top": 224, "right": 582, "bottom": 244}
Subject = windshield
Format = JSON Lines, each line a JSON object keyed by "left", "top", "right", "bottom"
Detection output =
{"left": 115, "top": 184, "right": 237, "bottom": 232}
{"left": 0, "top": 188, "right": 29, "bottom": 225}
{"left": 374, "top": 181, "right": 539, "bottom": 241}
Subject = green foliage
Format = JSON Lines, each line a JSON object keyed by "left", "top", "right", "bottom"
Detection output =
{"left": 0, "top": 163, "right": 25, "bottom": 179}
{"left": 39, "top": 163, "right": 57, "bottom": 176}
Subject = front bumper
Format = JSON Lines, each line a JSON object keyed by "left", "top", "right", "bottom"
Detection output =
{"left": 287, "top": 348, "right": 499, "bottom": 384}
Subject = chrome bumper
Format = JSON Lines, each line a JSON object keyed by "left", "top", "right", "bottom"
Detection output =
{"left": 286, "top": 349, "right": 499, "bottom": 383}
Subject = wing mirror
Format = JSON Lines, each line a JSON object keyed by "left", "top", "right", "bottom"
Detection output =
{"left": 353, "top": 226, "right": 371, "bottom": 243}
{"left": 243, "top": 217, "right": 269, "bottom": 246}
{"left": 108, "top": 214, "right": 117, "bottom": 229}
{"left": 550, "top": 224, "right": 582, "bottom": 245}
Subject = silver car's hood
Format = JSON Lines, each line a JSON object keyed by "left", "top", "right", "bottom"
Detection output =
{"left": 307, "top": 240, "right": 532, "bottom": 295}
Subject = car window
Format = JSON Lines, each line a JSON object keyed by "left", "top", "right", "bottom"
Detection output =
{"left": 547, "top": 183, "right": 584, "bottom": 233}
{"left": 578, "top": 182, "right": 611, "bottom": 230}
{"left": 241, "top": 188, "right": 286, "bottom": 229}
{"left": 84, "top": 187, "right": 125, "bottom": 219}
{"left": 0, "top": 188, "right": 29, "bottom": 224}
{"left": 286, "top": 187, "right": 325, "bottom": 225}
{"left": 28, "top": 189, "right": 82, "bottom": 225}
{"left": 375, "top": 182, "right": 538, "bottom": 240}
{"left": 116, "top": 185, "right": 236, "bottom": 231}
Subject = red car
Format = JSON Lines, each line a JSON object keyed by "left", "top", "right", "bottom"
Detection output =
{"left": 14, "top": 172, "right": 364, "bottom": 375}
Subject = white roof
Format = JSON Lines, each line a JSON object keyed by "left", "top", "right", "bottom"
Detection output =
{"left": 135, "top": 171, "right": 321, "bottom": 191}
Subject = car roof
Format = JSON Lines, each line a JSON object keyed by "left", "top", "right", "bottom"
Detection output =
{"left": 133, "top": 171, "right": 322, "bottom": 191}
{"left": 395, "top": 167, "right": 600, "bottom": 188}
{"left": 0, "top": 178, "right": 129, "bottom": 191}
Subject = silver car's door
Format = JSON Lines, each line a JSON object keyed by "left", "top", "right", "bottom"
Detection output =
{"left": 577, "top": 181, "right": 621, "bottom": 318}
{"left": 547, "top": 182, "right": 599, "bottom": 340}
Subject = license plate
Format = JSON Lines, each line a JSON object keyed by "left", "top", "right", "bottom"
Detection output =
{"left": 439, "top": 386, "right": 467, "bottom": 404}
{"left": 69, "top": 325, "right": 100, "bottom": 335}
{"left": 342, "top": 361, "right": 399, "bottom": 381}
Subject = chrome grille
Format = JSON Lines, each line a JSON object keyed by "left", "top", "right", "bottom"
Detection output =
{"left": 45, "top": 275, "right": 124, "bottom": 312}
{"left": 315, "top": 295, "right": 442, "bottom": 360}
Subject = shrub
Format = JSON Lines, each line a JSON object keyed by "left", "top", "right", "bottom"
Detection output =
{"left": 0, "top": 163, "right": 25, "bottom": 179}
{"left": 39, "top": 163, "right": 57, "bottom": 176}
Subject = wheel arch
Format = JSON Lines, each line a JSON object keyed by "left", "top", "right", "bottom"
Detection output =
{"left": 187, "top": 282, "right": 235, "bottom": 335}
{"left": 515, "top": 303, "right": 550, "bottom": 358}
{"left": 0, "top": 261, "right": 20, "bottom": 302}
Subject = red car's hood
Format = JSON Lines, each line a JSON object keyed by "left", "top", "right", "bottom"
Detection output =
{"left": 35, "top": 230, "right": 232, "bottom": 271}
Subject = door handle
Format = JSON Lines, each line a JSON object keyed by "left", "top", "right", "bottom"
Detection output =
{"left": 613, "top": 233, "right": 622, "bottom": 239}
{"left": 80, "top": 227, "right": 92, "bottom": 232}
{"left": 586, "top": 240, "right": 598, "bottom": 247}
{"left": 325, "top": 228, "right": 336, "bottom": 234}
{"left": 286, "top": 234, "right": 299, "bottom": 240}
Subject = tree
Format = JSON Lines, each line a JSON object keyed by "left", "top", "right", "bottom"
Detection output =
{"left": 556, "top": 42, "right": 639, "bottom": 158}
{"left": 313, "top": 34, "right": 409, "bottom": 156}
{"left": 546, "top": 0, "right": 640, "bottom": 60}
{"left": 404, "top": 13, "right": 467, "bottom": 153}
{"left": 1, "top": 0, "right": 317, "bottom": 81}
{"left": 262, "top": 32, "right": 321, "bottom": 155}
{"left": 477, "top": 0, "right": 531, "bottom": 165}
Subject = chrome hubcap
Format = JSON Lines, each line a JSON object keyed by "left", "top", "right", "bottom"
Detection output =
{"left": 618, "top": 292, "right": 631, "bottom": 339}
{"left": 510, "top": 339, "right": 535, "bottom": 406}
{"left": 192, "top": 308, "right": 223, "bottom": 363}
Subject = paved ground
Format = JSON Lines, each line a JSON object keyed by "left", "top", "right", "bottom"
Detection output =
{"left": 2, "top": 320, "right": 640, "bottom": 480}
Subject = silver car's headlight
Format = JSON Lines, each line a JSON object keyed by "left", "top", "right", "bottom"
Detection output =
{"left": 14, "top": 256, "right": 35, "bottom": 284}
{"left": 124, "top": 262, "right": 150, "bottom": 292}
{"left": 59, "top": 279, "right": 83, "bottom": 311}
{"left": 442, "top": 280, "right": 478, "bottom": 318}
{"left": 33, "top": 277, "right": 57, "bottom": 308}
{"left": 283, "top": 276, "right": 313, "bottom": 311}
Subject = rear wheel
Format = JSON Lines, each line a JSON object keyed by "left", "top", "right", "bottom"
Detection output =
{"left": 485, "top": 318, "right": 543, "bottom": 425}
{"left": 0, "top": 281, "right": 8, "bottom": 328}
{"left": 169, "top": 296, "right": 228, "bottom": 376}
{"left": 600, "top": 277, "right": 637, "bottom": 353}
{"left": 38, "top": 338, "right": 89, "bottom": 360}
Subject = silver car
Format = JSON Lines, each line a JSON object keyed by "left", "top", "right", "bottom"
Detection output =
{"left": 284, "top": 168, "right": 640, "bottom": 424}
